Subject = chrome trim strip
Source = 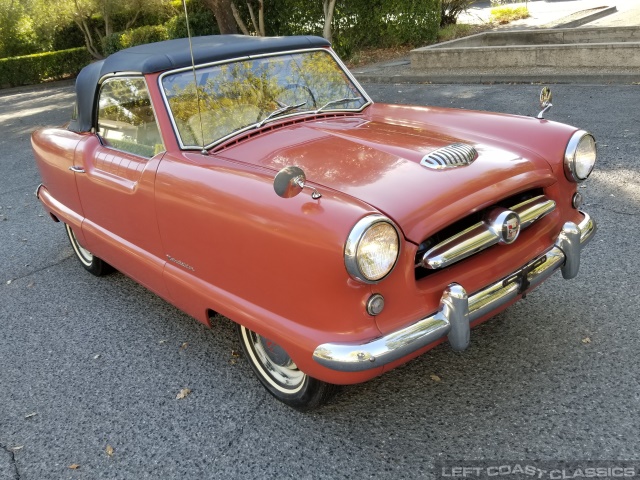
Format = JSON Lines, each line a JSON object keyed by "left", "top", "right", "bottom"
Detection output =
{"left": 157, "top": 48, "right": 373, "bottom": 151}
{"left": 421, "top": 195, "right": 556, "bottom": 270}
{"left": 313, "top": 212, "right": 596, "bottom": 372}
{"left": 35, "top": 183, "right": 43, "bottom": 199}
{"left": 511, "top": 195, "right": 556, "bottom": 228}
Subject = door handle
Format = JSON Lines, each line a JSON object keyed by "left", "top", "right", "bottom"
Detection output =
{"left": 69, "top": 166, "right": 85, "bottom": 173}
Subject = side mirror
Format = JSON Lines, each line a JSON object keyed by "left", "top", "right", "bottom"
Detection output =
{"left": 274, "top": 166, "right": 321, "bottom": 199}
{"left": 537, "top": 87, "right": 553, "bottom": 119}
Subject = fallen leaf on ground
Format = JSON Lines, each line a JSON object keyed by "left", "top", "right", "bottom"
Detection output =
{"left": 231, "top": 350, "right": 241, "bottom": 357}
{"left": 430, "top": 374, "right": 441, "bottom": 382}
{"left": 582, "top": 337, "right": 592, "bottom": 344}
{"left": 176, "top": 388, "right": 191, "bottom": 400}
{"left": 69, "top": 464, "right": 80, "bottom": 469}
{"left": 105, "top": 445, "right": 114, "bottom": 457}
{"left": 180, "top": 342, "right": 188, "bottom": 350}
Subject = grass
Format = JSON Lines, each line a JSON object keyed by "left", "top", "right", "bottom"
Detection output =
{"left": 490, "top": 6, "right": 530, "bottom": 24}
{"left": 437, "top": 23, "right": 490, "bottom": 43}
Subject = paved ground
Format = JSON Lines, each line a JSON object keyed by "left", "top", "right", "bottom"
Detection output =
{"left": 459, "top": 0, "right": 640, "bottom": 29}
{"left": 1, "top": 80, "right": 639, "bottom": 478}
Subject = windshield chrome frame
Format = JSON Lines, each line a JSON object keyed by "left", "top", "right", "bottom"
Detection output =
{"left": 157, "top": 47, "right": 373, "bottom": 151}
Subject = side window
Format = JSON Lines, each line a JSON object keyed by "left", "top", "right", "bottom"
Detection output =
{"left": 97, "top": 77, "right": 164, "bottom": 158}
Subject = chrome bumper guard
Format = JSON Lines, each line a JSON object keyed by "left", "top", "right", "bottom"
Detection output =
{"left": 313, "top": 212, "right": 596, "bottom": 372}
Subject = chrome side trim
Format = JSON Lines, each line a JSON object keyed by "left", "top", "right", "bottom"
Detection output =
{"left": 421, "top": 195, "right": 556, "bottom": 270}
{"left": 35, "top": 183, "right": 43, "bottom": 199}
{"left": 313, "top": 212, "right": 596, "bottom": 372}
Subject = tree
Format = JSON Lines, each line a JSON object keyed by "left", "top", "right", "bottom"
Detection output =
{"left": 322, "top": 0, "right": 336, "bottom": 42}
{"left": 28, "top": 0, "right": 168, "bottom": 59}
{"left": 203, "top": 0, "right": 238, "bottom": 34}
{"left": 441, "top": 0, "right": 474, "bottom": 27}
{"left": 0, "top": 0, "right": 39, "bottom": 57}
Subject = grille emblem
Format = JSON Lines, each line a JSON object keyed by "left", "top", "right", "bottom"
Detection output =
{"left": 420, "top": 143, "right": 478, "bottom": 169}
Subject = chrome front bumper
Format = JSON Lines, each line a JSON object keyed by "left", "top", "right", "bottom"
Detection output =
{"left": 313, "top": 212, "right": 596, "bottom": 372}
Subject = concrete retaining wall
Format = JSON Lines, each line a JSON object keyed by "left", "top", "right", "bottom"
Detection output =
{"left": 410, "top": 26, "right": 640, "bottom": 79}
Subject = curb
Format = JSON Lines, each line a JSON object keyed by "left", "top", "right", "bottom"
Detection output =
{"left": 0, "top": 78, "right": 75, "bottom": 97}
{"left": 355, "top": 73, "right": 640, "bottom": 85}
{"left": 548, "top": 5, "right": 618, "bottom": 28}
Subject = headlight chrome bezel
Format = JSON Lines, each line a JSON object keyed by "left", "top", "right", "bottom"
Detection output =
{"left": 564, "top": 130, "right": 597, "bottom": 183}
{"left": 345, "top": 214, "right": 400, "bottom": 284}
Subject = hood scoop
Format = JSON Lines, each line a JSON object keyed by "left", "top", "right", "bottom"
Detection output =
{"left": 420, "top": 143, "right": 478, "bottom": 170}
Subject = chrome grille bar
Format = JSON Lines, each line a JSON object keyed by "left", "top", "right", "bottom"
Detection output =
{"left": 420, "top": 195, "right": 556, "bottom": 270}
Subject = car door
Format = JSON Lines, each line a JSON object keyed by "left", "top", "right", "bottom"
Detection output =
{"left": 73, "top": 76, "right": 167, "bottom": 295}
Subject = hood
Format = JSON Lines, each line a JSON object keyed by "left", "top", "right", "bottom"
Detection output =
{"left": 217, "top": 109, "right": 560, "bottom": 243}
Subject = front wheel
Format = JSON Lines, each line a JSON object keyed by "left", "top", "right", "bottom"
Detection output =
{"left": 65, "top": 224, "right": 113, "bottom": 276}
{"left": 237, "top": 324, "right": 337, "bottom": 411}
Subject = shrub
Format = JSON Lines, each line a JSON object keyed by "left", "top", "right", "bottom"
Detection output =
{"left": 441, "top": 0, "right": 475, "bottom": 27}
{"left": 490, "top": 6, "right": 530, "bottom": 24}
{"left": 121, "top": 25, "right": 169, "bottom": 49}
{"left": 102, "top": 25, "right": 170, "bottom": 56}
{"left": 0, "top": 47, "right": 91, "bottom": 88}
{"left": 332, "top": 0, "right": 441, "bottom": 57}
{"left": 165, "top": 10, "right": 218, "bottom": 39}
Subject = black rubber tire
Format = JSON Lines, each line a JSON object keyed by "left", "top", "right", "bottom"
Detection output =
{"left": 65, "top": 224, "right": 113, "bottom": 276}
{"left": 236, "top": 323, "right": 337, "bottom": 411}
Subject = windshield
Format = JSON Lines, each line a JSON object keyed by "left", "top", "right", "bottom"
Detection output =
{"left": 161, "top": 49, "right": 369, "bottom": 149}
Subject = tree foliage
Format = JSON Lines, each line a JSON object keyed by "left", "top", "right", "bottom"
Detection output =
{"left": 1, "top": 0, "right": 442, "bottom": 64}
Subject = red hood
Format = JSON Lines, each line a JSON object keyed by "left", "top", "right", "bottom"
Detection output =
{"left": 217, "top": 105, "right": 574, "bottom": 243}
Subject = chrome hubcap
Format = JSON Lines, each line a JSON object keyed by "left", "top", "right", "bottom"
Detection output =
{"left": 242, "top": 327, "right": 305, "bottom": 394}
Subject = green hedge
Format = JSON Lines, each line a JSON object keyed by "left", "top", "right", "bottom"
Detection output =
{"left": 0, "top": 47, "right": 91, "bottom": 88}
{"left": 103, "top": 25, "right": 170, "bottom": 56}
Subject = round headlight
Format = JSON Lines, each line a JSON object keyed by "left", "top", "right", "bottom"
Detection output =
{"left": 345, "top": 215, "right": 400, "bottom": 283}
{"left": 565, "top": 131, "right": 596, "bottom": 182}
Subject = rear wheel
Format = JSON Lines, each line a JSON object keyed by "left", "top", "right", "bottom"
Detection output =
{"left": 65, "top": 224, "right": 113, "bottom": 276}
{"left": 237, "top": 324, "right": 337, "bottom": 411}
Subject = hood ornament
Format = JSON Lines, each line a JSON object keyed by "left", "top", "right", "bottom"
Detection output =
{"left": 420, "top": 143, "right": 478, "bottom": 170}
{"left": 537, "top": 87, "right": 553, "bottom": 119}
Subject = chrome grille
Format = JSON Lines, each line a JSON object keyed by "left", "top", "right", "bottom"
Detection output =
{"left": 420, "top": 143, "right": 478, "bottom": 169}
{"left": 415, "top": 191, "right": 555, "bottom": 279}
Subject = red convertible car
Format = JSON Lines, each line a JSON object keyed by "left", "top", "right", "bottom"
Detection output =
{"left": 32, "top": 35, "right": 596, "bottom": 410}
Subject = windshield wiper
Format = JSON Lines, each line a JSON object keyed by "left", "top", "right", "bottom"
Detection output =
{"left": 257, "top": 102, "right": 307, "bottom": 128}
{"left": 315, "top": 97, "right": 362, "bottom": 113}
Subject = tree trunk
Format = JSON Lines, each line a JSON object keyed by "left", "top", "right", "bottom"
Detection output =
{"left": 257, "top": 0, "right": 265, "bottom": 37}
{"left": 75, "top": 18, "right": 103, "bottom": 59}
{"left": 205, "top": 0, "right": 240, "bottom": 34}
{"left": 322, "top": 0, "right": 337, "bottom": 42}
{"left": 231, "top": 2, "right": 250, "bottom": 35}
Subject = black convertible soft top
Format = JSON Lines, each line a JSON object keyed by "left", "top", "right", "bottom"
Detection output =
{"left": 69, "top": 35, "right": 331, "bottom": 133}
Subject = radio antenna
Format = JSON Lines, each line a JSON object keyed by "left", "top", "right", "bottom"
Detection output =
{"left": 182, "top": 0, "right": 207, "bottom": 155}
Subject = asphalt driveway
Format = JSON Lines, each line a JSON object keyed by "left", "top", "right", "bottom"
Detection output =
{"left": 1, "top": 81, "right": 639, "bottom": 479}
